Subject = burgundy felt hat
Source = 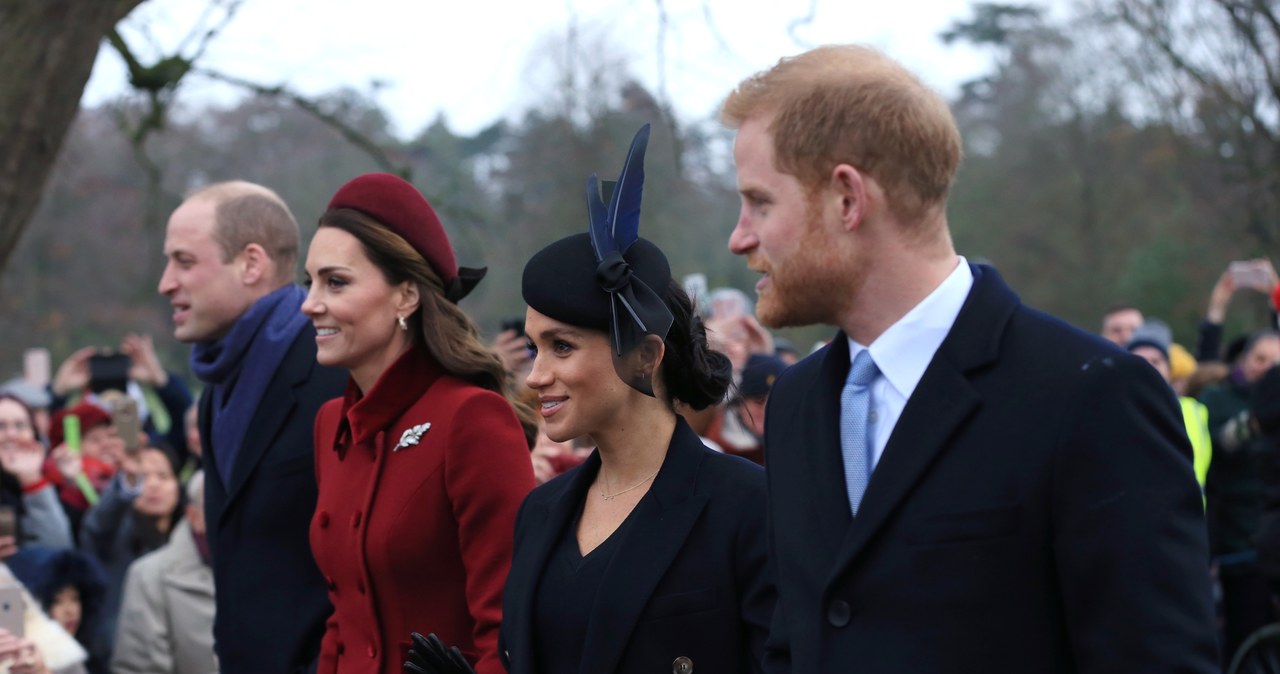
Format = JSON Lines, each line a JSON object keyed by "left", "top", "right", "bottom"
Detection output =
{"left": 49, "top": 402, "right": 112, "bottom": 449}
{"left": 327, "top": 173, "right": 484, "bottom": 302}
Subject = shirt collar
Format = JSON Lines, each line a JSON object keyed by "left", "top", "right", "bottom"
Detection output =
{"left": 848, "top": 257, "right": 973, "bottom": 399}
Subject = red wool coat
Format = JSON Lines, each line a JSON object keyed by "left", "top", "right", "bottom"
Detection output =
{"left": 311, "top": 346, "right": 534, "bottom": 674}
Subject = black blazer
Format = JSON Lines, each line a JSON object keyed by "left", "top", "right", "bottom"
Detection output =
{"left": 762, "top": 264, "right": 1218, "bottom": 673}
{"left": 200, "top": 326, "right": 347, "bottom": 674}
{"left": 500, "top": 419, "right": 775, "bottom": 674}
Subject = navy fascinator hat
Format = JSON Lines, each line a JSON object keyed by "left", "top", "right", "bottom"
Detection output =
{"left": 522, "top": 124, "right": 674, "bottom": 396}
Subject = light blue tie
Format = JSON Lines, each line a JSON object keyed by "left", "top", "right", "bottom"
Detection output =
{"left": 841, "top": 350, "right": 879, "bottom": 517}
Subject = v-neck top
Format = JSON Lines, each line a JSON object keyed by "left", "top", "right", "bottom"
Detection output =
{"left": 531, "top": 497, "right": 640, "bottom": 674}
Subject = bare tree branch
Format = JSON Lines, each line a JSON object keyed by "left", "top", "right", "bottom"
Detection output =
{"left": 198, "top": 69, "right": 410, "bottom": 178}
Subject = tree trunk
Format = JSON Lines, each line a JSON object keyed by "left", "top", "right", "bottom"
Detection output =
{"left": 0, "top": 0, "right": 145, "bottom": 277}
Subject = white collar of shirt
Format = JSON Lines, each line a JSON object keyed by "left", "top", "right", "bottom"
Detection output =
{"left": 848, "top": 257, "right": 973, "bottom": 403}
{"left": 846, "top": 258, "right": 973, "bottom": 465}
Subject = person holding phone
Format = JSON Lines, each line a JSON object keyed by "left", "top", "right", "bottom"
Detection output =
{"left": 493, "top": 319, "right": 534, "bottom": 390}
{"left": 410, "top": 126, "right": 774, "bottom": 674}
{"left": 0, "top": 394, "right": 73, "bottom": 550}
{"left": 1197, "top": 259, "right": 1280, "bottom": 362}
{"left": 46, "top": 337, "right": 195, "bottom": 470}
{"left": 303, "top": 173, "right": 536, "bottom": 674}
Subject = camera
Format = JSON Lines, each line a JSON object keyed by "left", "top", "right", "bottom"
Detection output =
{"left": 88, "top": 352, "right": 130, "bottom": 394}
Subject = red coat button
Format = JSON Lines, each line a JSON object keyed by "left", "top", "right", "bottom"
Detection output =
{"left": 318, "top": 512, "right": 330, "bottom": 528}
{"left": 357, "top": 580, "right": 366, "bottom": 595}
{"left": 326, "top": 576, "right": 336, "bottom": 592}
{"left": 351, "top": 511, "right": 362, "bottom": 528}
{"left": 367, "top": 645, "right": 377, "bottom": 659}
{"left": 337, "top": 642, "right": 345, "bottom": 656}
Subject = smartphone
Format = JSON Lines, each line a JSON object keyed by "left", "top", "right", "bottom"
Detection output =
{"left": 0, "top": 586, "right": 24, "bottom": 637}
{"left": 500, "top": 317, "right": 526, "bottom": 339}
{"left": 101, "top": 393, "right": 142, "bottom": 453}
{"left": 22, "top": 348, "right": 50, "bottom": 388}
{"left": 1229, "top": 260, "right": 1273, "bottom": 292}
{"left": 0, "top": 506, "right": 16, "bottom": 540}
{"left": 88, "top": 352, "right": 130, "bottom": 394}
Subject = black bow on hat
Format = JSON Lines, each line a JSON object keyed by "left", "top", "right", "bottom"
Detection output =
{"left": 586, "top": 124, "right": 674, "bottom": 358}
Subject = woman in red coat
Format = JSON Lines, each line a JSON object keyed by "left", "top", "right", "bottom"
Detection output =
{"left": 302, "top": 173, "right": 537, "bottom": 674}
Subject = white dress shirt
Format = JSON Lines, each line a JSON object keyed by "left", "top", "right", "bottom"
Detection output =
{"left": 847, "top": 257, "right": 974, "bottom": 468}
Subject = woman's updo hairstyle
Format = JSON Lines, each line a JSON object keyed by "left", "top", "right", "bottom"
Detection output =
{"left": 658, "top": 280, "right": 732, "bottom": 411}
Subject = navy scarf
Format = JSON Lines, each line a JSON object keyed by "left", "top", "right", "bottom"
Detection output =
{"left": 190, "top": 285, "right": 310, "bottom": 485}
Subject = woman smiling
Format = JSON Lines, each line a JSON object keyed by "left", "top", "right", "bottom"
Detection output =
{"left": 407, "top": 126, "right": 776, "bottom": 674}
{"left": 303, "top": 174, "right": 535, "bottom": 674}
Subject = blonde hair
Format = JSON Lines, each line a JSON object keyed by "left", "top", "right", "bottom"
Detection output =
{"left": 723, "top": 45, "right": 962, "bottom": 224}
{"left": 319, "top": 208, "right": 538, "bottom": 449}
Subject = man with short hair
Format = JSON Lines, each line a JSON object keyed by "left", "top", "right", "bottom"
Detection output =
{"left": 1100, "top": 304, "right": 1144, "bottom": 347}
{"left": 724, "top": 45, "right": 1216, "bottom": 672}
{"left": 158, "top": 181, "right": 345, "bottom": 674}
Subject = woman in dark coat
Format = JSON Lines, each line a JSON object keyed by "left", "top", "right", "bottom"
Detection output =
{"left": 303, "top": 173, "right": 536, "bottom": 674}
{"left": 407, "top": 125, "right": 775, "bottom": 674}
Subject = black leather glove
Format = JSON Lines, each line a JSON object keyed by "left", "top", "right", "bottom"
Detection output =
{"left": 404, "top": 632, "right": 477, "bottom": 674}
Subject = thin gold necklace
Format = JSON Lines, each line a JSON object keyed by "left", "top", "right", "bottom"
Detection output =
{"left": 600, "top": 467, "right": 660, "bottom": 501}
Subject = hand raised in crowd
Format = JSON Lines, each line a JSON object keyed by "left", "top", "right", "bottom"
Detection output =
{"left": 47, "top": 444, "right": 84, "bottom": 483}
{"left": 121, "top": 333, "right": 169, "bottom": 388}
{"left": 1206, "top": 270, "right": 1236, "bottom": 324}
{"left": 1208, "top": 259, "right": 1279, "bottom": 323}
{"left": 493, "top": 329, "right": 533, "bottom": 382}
{"left": 0, "top": 628, "right": 48, "bottom": 674}
{"left": 50, "top": 346, "right": 96, "bottom": 398}
{"left": 737, "top": 313, "right": 775, "bottom": 357}
{"left": 404, "top": 632, "right": 476, "bottom": 674}
{"left": 117, "top": 449, "right": 142, "bottom": 491}
{"left": 0, "top": 435, "right": 46, "bottom": 488}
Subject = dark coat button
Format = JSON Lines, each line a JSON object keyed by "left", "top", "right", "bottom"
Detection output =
{"left": 673, "top": 656, "right": 693, "bottom": 674}
{"left": 337, "top": 642, "right": 345, "bottom": 656}
{"left": 318, "top": 512, "right": 330, "bottom": 528}
{"left": 828, "top": 599, "right": 851, "bottom": 627}
{"left": 357, "top": 580, "right": 366, "bottom": 595}
{"left": 351, "top": 511, "right": 362, "bottom": 528}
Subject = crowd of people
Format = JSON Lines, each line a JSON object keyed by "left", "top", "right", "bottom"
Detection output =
{"left": 0, "top": 43, "right": 1268, "bottom": 673}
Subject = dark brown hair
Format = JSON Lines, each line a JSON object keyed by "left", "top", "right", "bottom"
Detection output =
{"left": 319, "top": 208, "right": 538, "bottom": 448}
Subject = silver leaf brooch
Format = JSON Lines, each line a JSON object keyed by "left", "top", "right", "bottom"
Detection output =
{"left": 395, "top": 422, "right": 432, "bottom": 451}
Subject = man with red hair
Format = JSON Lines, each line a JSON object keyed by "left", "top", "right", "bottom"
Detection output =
{"left": 724, "top": 45, "right": 1217, "bottom": 672}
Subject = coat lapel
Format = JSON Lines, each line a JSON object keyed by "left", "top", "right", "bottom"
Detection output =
{"left": 505, "top": 454, "right": 599, "bottom": 674}
{"left": 222, "top": 332, "right": 308, "bottom": 509}
{"left": 577, "top": 420, "right": 710, "bottom": 674}
{"left": 827, "top": 264, "right": 1017, "bottom": 581}
{"left": 809, "top": 337, "right": 860, "bottom": 536}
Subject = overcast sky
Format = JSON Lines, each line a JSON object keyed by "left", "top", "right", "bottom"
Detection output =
{"left": 83, "top": 0, "right": 1009, "bottom": 139}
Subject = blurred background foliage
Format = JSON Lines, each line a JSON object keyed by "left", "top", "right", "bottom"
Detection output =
{"left": 3, "top": 0, "right": 1279, "bottom": 380}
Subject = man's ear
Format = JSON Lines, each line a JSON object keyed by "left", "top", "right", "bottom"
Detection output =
{"left": 831, "top": 164, "right": 872, "bottom": 232}
{"left": 238, "top": 244, "right": 270, "bottom": 285}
